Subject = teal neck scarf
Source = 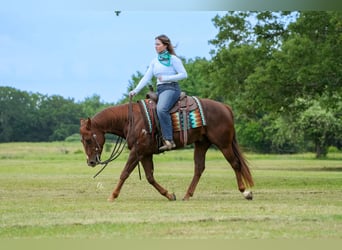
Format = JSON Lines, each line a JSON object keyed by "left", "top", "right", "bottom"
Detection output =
{"left": 158, "top": 50, "right": 171, "bottom": 66}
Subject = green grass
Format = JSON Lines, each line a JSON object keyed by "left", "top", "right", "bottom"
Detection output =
{"left": 0, "top": 142, "right": 341, "bottom": 239}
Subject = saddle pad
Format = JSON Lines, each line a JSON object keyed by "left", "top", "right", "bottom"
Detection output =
{"left": 171, "top": 108, "right": 205, "bottom": 132}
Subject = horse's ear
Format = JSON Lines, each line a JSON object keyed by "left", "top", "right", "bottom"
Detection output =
{"left": 86, "top": 117, "right": 92, "bottom": 130}
{"left": 80, "top": 118, "right": 91, "bottom": 130}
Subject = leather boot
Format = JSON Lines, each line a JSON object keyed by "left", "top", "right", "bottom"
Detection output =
{"left": 159, "top": 140, "right": 176, "bottom": 151}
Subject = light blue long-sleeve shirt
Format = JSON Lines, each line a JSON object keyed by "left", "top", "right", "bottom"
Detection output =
{"left": 133, "top": 55, "right": 188, "bottom": 94}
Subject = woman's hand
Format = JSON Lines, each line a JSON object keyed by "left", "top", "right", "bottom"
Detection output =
{"left": 129, "top": 90, "right": 136, "bottom": 97}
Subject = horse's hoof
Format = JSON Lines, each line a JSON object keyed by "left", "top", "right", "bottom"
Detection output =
{"left": 107, "top": 196, "right": 115, "bottom": 202}
{"left": 243, "top": 190, "right": 253, "bottom": 200}
{"left": 182, "top": 195, "right": 190, "bottom": 201}
{"left": 168, "top": 193, "right": 176, "bottom": 201}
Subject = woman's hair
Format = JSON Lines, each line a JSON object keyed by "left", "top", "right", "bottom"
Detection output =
{"left": 155, "top": 34, "right": 176, "bottom": 55}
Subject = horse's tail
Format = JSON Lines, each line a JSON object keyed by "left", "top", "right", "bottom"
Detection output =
{"left": 232, "top": 129, "right": 254, "bottom": 188}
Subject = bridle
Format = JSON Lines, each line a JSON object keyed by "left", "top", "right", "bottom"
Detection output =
{"left": 92, "top": 133, "right": 103, "bottom": 163}
{"left": 91, "top": 133, "right": 126, "bottom": 179}
{"left": 87, "top": 96, "right": 139, "bottom": 179}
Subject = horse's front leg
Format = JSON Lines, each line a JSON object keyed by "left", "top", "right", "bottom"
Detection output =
{"left": 108, "top": 150, "right": 139, "bottom": 202}
{"left": 141, "top": 154, "right": 176, "bottom": 201}
{"left": 183, "top": 141, "right": 210, "bottom": 200}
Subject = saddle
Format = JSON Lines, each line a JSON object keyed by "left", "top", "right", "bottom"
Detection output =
{"left": 147, "top": 91, "right": 198, "bottom": 113}
{"left": 139, "top": 90, "right": 206, "bottom": 149}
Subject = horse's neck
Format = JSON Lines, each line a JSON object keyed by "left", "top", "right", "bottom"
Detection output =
{"left": 92, "top": 104, "right": 129, "bottom": 137}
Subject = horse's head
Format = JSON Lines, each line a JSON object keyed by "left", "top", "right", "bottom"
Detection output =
{"left": 80, "top": 118, "right": 105, "bottom": 167}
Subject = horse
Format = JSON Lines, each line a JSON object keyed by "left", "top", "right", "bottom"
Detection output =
{"left": 80, "top": 97, "right": 254, "bottom": 202}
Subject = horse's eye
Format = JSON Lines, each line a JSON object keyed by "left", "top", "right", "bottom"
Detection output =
{"left": 82, "top": 137, "right": 92, "bottom": 145}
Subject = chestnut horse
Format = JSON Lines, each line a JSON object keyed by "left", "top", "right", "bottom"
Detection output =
{"left": 80, "top": 98, "right": 254, "bottom": 201}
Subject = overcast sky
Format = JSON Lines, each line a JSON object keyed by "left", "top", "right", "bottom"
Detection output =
{"left": 1, "top": 4, "right": 223, "bottom": 103}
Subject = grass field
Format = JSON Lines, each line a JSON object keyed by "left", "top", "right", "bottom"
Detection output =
{"left": 0, "top": 142, "right": 341, "bottom": 239}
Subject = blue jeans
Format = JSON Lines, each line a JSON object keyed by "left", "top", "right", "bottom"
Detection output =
{"left": 156, "top": 83, "right": 181, "bottom": 141}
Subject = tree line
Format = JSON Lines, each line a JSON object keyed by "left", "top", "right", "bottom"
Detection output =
{"left": 0, "top": 88, "right": 110, "bottom": 142}
{"left": 1, "top": 11, "right": 341, "bottom": 157}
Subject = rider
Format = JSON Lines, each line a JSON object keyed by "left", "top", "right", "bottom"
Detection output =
{"left": 129, "top": 34, "right": 188, "bottom": 151}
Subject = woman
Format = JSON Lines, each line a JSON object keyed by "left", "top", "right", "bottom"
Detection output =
{"left": 129, "top": 34, "right": 188, "bottom": 151}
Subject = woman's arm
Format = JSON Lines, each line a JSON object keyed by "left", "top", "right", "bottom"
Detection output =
{"left": 160, "top": 56, "right": 188, "bottom": 82}
{"left": 132, "top": 61, "right": 154, "bottom": 94}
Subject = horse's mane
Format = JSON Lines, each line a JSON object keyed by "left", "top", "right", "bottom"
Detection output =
{"left": 91, "top": 104, "right": 129, "bottom": 133}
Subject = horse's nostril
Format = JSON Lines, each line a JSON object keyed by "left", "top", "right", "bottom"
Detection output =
{"left": 88, "top": 160, "right": 96, "bottom": 167}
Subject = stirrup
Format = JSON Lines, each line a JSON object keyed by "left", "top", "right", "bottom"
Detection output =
{"left": 159, "top": 140, "right": 176, "bottom": 151}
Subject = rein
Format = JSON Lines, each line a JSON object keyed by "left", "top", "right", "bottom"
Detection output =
{"left": 93, "top": 135, "right": 126, "bottom": 179}
{"left": 92, "top": 97, "right": 141, "bottom": 179}
{"left": 128, "top": 96, "right": 142, "bottom": 180}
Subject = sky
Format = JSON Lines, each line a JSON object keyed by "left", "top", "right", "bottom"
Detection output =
{"left": 0, "top": 3, "right": 223, "bottom": 103}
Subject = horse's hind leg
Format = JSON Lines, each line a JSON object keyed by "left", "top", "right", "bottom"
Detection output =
{"left": 141, "top": 154, "right": 176, "bottom": 201}
{"left": 219, "top": 145, "right": 253, "bottom": 200}
{"left": 183, "top": 140, "right": 211, "bottom": 201}
{"left": 222, "top": 146, "right": 246, "bottom": 191}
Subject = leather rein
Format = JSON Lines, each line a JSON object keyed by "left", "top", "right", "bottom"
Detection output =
{"left": 93, "top": 97, "right": 141, "bottom": 179}
{"left": 92, "top": 134, "right": 126, "bottom": 179}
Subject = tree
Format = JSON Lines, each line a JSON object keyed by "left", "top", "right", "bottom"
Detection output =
{"left": 38, "top": 95, "right": 84, "bottom": 141}
{"left": 179, "top": 57, "right": 211, "bottom": 97}
{"left": 79, "top": 94, "right": 111, "bottom": 118}
{"left": 208, "top": 11, "right": 342, "bottom": 156}
{"left": 249, "top": 11, "right": 342, "bottom": 156}
{"left": 0, "top": 87, "right": 41, "bottom": 142}
{"left": 298, "top": 100, "right": 340, "bottom": 157}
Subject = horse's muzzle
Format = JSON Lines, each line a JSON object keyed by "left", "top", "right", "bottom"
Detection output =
{"left": 87, "top": 154, "right": 101, "bottom": 167}
{"left": 87, "top": 160, "right": 97, "bottom": 167}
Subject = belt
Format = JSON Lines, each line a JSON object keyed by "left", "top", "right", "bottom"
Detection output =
{"left": 157, "top": 82, "right": 178, "bottom": 85}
